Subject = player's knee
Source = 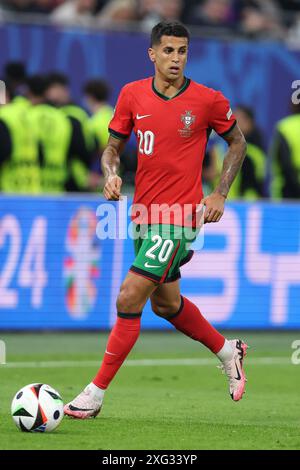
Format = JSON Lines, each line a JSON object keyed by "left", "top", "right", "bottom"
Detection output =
{"left": 151, "top": 299, "right": 180, "bottom": 319}
{"left": 116, "top": 285, "right": 143, "bottom": 313}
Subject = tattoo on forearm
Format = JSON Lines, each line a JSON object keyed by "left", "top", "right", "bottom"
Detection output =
{"left": 101, "top": 145, "right": 120, "bottom": 179}
{"left": 216, "top": 127, "right": 247, "bottom": 197}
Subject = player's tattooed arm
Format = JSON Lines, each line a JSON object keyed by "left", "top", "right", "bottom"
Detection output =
{"left": 102, "top": 135, "right": 126, "bottom": 200}
{"left": 215, "top": 124, "right": 247, "bottom": 198}
{"left": 201, "top": 124, "right": 246, "bottom": 223}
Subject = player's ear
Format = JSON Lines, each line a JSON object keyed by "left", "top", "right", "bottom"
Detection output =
{"left": 148, "top": 48, "right": 155, "bottom": 63}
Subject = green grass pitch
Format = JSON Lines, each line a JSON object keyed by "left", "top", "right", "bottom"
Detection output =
{"left": 0, "top": 331, "right": 299, "bottom": 450}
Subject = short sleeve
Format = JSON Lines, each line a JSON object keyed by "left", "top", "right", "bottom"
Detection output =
{"left": 109, "top": 86, "right": 134, "bottom": 140}
{"left": 208, "top": 91, "right": 236, "bottom": 137}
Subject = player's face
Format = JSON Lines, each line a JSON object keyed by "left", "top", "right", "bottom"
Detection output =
{"left": 149, "top": 35, "right": 188, "bottom": 81}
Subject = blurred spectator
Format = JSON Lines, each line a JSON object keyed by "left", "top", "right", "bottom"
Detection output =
{"left": 51, "top": 0, "right": 98, "bottom": 26}
{"left": 84, "top": 78, "right": 137, "bottom": 188}
{"left": 45, "top": 72, "right": 95, "bottom": 190}
{"left": 0, "top": 0, "right": 295, "bottom": 42}
{"left": 240, "top": 1, "right": 285, "bottom": 39}
{"left": 0, "top": 81, "right": 41, "bottom": 193}
{"left": 4, "top": 61, "right": 27, "bottom": 96}
{"left": 231, "top": 105, "right": 267, "bottom": 199}
{"left": 137, "top": 0, "right": 161, "bottom": 29}
{"left": 184, "top": 0, "right": 236, "bottom": 31}
{"left": 98, "top": 0, "right": 137, "bottom": 26}
{"left": 202, "top": 144, "right": 219, "bottom": 196}
{"left": 30, "top": 0, "right": 62, "bottom": 13}
{"left": 278, "top": 0, "right": 300, "bottom": 9}
{"left": 1, "top": 0, "right": 32, "bottom": 13}
{"left": 138, "top": 0, "right": 183, "bottom": 30}
{"left": 45, "top": 71, "right": 70, "bottom": 106}
{"left": 270, "top": 101, "right": 300, "bottom": 199}
{"left": 160, "top": 0, "right": 183, "bottom": 21}
{"left": 84, "top": 78, "right": 113, "bottom": 190}
{"left": 287, "top": 12, "right": 300, "bottom": 45}
{"left": 203, "top": 105, "right": 267, "bottom": 199}
{"left": 26, "top": 75, "right": 91, "bottom": 192}
{"left": 278, "top": 0, "right": 300, "bottom": 27}
{"left": 46, "top": 72, "right": 92, "bottom": 145}
{"left": 181, "top": 0, "right": 199, "bottom": 24}
{"left": 0, "top": 0, "right": 64, "bottom": 14}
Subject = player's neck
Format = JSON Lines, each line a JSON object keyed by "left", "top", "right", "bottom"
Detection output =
{"left": 153, "top": 74, "right": 186, "bottom": 99}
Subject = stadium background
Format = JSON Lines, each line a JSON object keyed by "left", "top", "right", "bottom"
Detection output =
{"left": 1, "top": 1, "right": 300, "bottom": 330}
{"left": 0, "top": 0, "right": 300, "bottom": 452}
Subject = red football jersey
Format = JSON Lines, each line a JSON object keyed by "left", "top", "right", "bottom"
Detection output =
{"left": 109, "top": 77, "right": 236, "bottom": 226}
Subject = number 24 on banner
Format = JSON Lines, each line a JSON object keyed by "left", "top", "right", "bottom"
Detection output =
{"left": 0, "top": 215, "right": 48, "bottom": 309}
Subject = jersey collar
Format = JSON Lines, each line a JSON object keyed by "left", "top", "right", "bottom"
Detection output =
{"left": 152, "top": 77, "right": 191, "bottom": 101}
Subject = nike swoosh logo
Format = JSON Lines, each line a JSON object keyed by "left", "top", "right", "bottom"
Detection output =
{"left": 234, "top": 362, "right": 241, "bottom": 380}
{"left": 105, "top": 350, "right": 117, "bottom": 356}
{"left": 68, "top": 405, "right": 95, "bottom": 412}
{"left": 136, "top": 114, "right": 151, "bottom": 120}
{"left": 144, "top": 262, "right": 160, "bottom": 268}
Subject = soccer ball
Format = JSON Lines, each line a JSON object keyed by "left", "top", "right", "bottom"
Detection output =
{"left": 11, "top": 383, "right": 64, "bottom": 432}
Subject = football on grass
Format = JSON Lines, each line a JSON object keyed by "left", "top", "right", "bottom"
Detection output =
{"left": 11, "top": 383, "right": 64, "bottom": 432}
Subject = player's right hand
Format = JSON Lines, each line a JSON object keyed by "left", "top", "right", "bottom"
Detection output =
{"left": 103, "top": 175, "right": 123, "bottom": 200}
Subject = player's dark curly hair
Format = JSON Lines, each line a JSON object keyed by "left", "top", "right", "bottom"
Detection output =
{"left": 151, "top": 21, "right": 190, "bottom": 47}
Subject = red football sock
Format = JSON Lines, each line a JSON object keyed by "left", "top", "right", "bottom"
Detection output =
{"left": 93, "top": 315, "right": 141, "bottom": 390}
{"left": 168, "top": 296, "right": 225, "bottom": 353}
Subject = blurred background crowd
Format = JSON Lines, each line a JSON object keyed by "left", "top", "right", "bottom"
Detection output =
{"left": 0, "top": 0, "right": 300, "bottom": 41}
{"left": 1, "top": 59, "right": 299, "bottom": 200}
{"left": 0, "top": 1, "right": 300, "bottom": 200}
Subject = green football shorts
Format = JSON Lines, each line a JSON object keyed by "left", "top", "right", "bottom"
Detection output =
{"left": 130, "top": 224, "right": 198, "bottom": 283}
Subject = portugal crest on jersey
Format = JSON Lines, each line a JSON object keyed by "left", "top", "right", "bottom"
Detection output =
{"left": 179, "top": 110, "right": 196, "bottom": 137}
{"left": 181, "top": 110, "right": 195, "bottom": 129}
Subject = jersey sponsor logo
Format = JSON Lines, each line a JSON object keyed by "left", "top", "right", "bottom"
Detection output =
{"left": 179, "top": 110, "right": 196, "bottom": 137}
{"left": 144, "top": 261, "right": 160, "bottom": 269}
{"left": 136, "top": 114, "right": 152, "bottom": 120}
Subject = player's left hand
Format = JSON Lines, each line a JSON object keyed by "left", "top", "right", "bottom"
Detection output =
{"left": 201, "top": 192, "right": 226, "bottom": 223}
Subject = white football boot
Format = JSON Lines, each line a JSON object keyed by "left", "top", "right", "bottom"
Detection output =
{"left": 64, "top": 385, "right": 103, "bottom": 419}
{"left": 219, "top": 339, "right": 248, "bottom": 401}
